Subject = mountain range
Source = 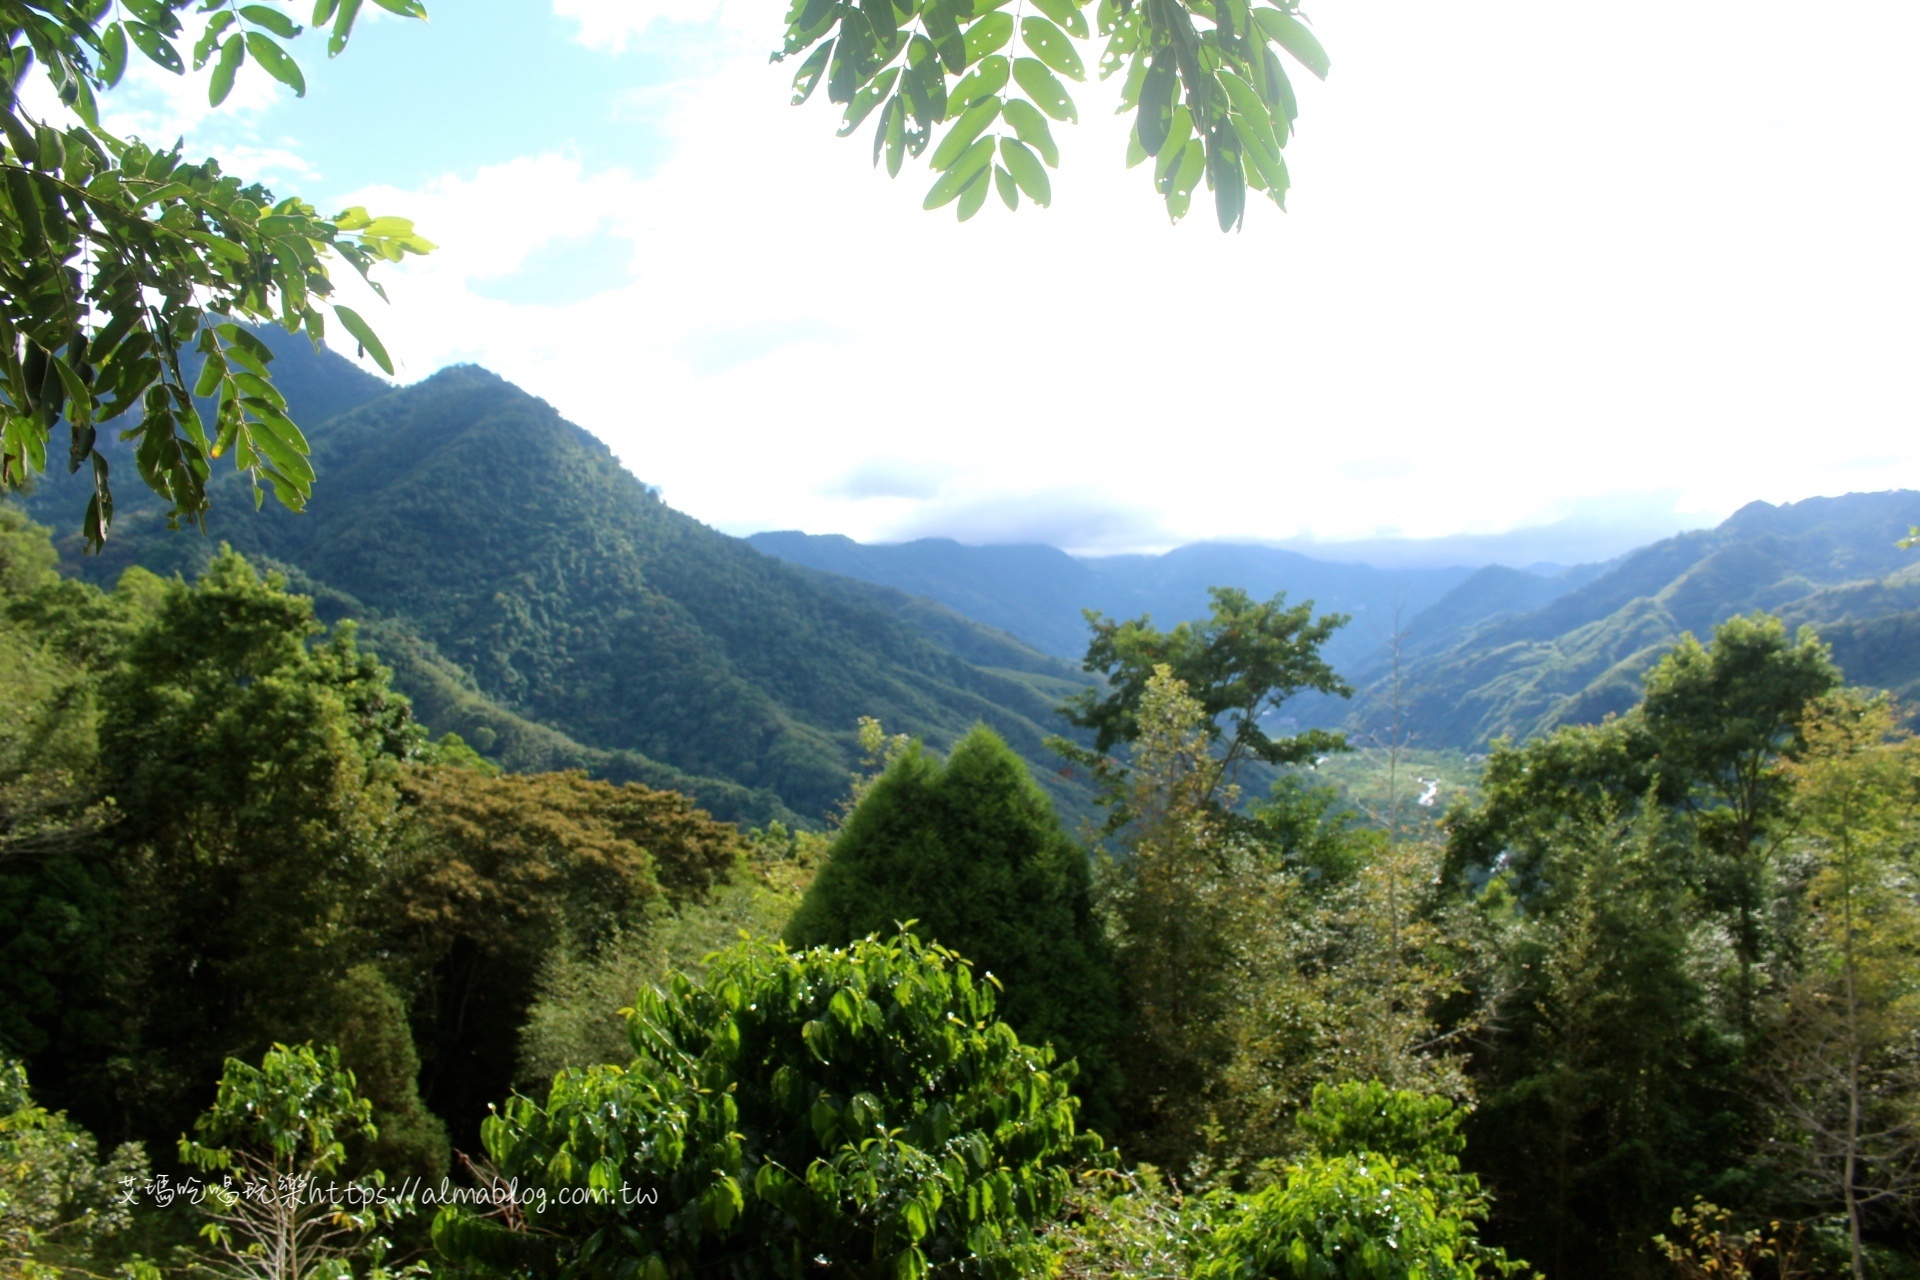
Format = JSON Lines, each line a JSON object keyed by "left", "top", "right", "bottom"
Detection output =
{"left": 757, "top": 494, "right": 1920, "bottom": 751}
{"left": 745, "top": 533, "right": 1492, "bottom": 671}
{"left": 18, "top": 335, "right": 1093, "bottom": 825}
{"left": 20, "top": 332, "right": 1918, "bottom": 814}
{"left": 1340, "top": 491, "right": 1920, "bottom": 746}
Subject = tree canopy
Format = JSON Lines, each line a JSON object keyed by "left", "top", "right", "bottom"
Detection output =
{"left": 785, "top": 723, "right": 1121, "bottom": 1125}
{"left": 1057, "top": 585, "right": 1350, "bottom": 822}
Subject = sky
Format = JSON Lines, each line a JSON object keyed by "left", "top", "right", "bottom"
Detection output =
{"left": 57, "top": 0, "right": 1920, "bottom": 558}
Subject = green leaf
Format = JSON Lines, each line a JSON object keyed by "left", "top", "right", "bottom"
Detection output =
{"left": 963, "top": 12, "right": 1013, "bottom": 65}
{"left": 1011, "top": 58, "right": 1075, "bottom": 121}
{"left": 862, "top": 0, "right": 897, "bottom": 42}
{"left": 999, "top": 137, "right": 1051, "bottom": 204}
{"left": 884, "top": 96, "right": 907, "bottom": 175}
{"left": 1027, "top": 0, "right": 1088, "bottom": 39}
{"left": 993, "top": 163, "right": 1018, "bottom": 210}
{"left": 955, "top": 164, "right": 991, "bottom": 220}
{"left": 839, "top": 67, "right": 898, "bottom": 136}
{"left": 1240, "top": 123, "right": 1288, "bottom": 203}
{"left": 929, "top": 96, "right": 1000, "bottom": 170}
{"left": 1254, "top": 7, "right": 1329, "bottom": 79}
{"left": 922, "top": 0, "right": 967, "bottom": 71}
{"left": 240, "top": 5, "right": 302, "bottom": 37}
{"left": 328, "top": 0, "right": 364, "bottom": 56}
{"left": 247, "top": 428, "right": 316, "bottom": 489}
{"left": 1135, "top": 54, "right": 1176, "bottom": 153}
{"left": 945, "top": 54, "right": 1007, "bottom": 117}
{"left": 791, "top": 40, "right": 834, "bottom": 103}
{"left": 50, "top": 355, "right": 90, "bottom": 427}
{"left": 1166, "top": 141, "right": 1203, "bottom": 219}
{"left": 1018, "top": 16, "right": 1083, "bottom": 81}
{"left": 1000, "top": 98, "right": 1057, "bottom": 166}
{"left": 369, "top": 0, "right": 428, "bottom": 15}
{"left": 1265, "top": 46, "right": 1297, "bottom": 125}
{"left": 193, "top": 353, "right": 227, "bottom": 399}
{"left": 332, "top": 305, "right": 394, "bottom": 374}
{"left": 209, "top": 35, "right": 245, "bottom": 106}
{"left": 245, "top": 33, "right": 307, "bottom": 95}
{"left": 101, "top": 22, "right": 129, "bottom": 85}
{"left": 312, "top": 0, "right": 339, "bottom": 23}
{"left": 1216, "top": 68, "right": 1269, "bottom": 133}
{"left": 193, "top": 11, "right": 236, "bottom": 67}
{"left": 1153, "top": 136, "right": 1186, "bottom": 192}
{"left": 923, "top": 135, "right": 995, "bottom": 208}
{"left": 124, "top": 21, "right": 184, "bottom": 74}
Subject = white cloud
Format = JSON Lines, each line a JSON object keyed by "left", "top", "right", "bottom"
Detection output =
{"left": 318, "top": 0, "right": 1920, "bottom": 553}
{"left": 554, "top": 0, "right": 757, "bottom": 51}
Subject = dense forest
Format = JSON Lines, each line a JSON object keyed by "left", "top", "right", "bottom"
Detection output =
{"left": 17, "top": 332, "right": 1100, "bottom": 827}
{"left": 5, "top": 470, "right": 1919, "bottom": 1279}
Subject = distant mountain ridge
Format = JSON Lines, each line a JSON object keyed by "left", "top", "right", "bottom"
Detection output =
{"left": 1340, "top": 491, "right": 1920, "bottom": 746}
{"left": 747, "top": 532, "right": 1514, "bottom": 672}
{"left": 750, "top": 496, "right": 1920, "bottom": 753}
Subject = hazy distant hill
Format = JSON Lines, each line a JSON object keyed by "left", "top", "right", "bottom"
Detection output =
{"left": 748, "top": 532, "right": 1489, "bottom": 671}
{"left": 29, "top": 348, "right": 1092, "bottom": 824}
{"left": 1343, "top": 492, "right": 1920, "bottom": 746}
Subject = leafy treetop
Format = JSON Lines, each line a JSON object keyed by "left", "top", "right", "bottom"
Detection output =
{"left": 1057, "top": 585, "right": 1350, "bottom": 816}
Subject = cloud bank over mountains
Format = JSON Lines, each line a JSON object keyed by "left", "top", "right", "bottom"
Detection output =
{"left": 54, "top": 0, "right": 1920, "bottom": 556}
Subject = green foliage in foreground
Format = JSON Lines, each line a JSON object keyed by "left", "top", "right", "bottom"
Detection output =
{"left": 2, "top": 0, "right": 431, "bottom": 550}
{"left": 786, "top": 724, "right": 1121, "bottom": 1126}
{"left": 433, "top": 932, "right": 1095, "bottom": 1280}
{"left": 1195, "top": 1083, "right": 1528, "bottom": 1280}
{"left": 180, "top": 1044, "right": 423, "bottom": 1280}
{"left": 0, "top": 1056, "right": 149, "bottom": 1278}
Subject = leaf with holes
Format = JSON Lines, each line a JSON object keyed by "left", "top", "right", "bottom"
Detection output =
{"left": 1019, "top": 16, "right": 1083, "bottom": 81}
{"left": 1011, "top": 58, "right": 1075, "bottom": 121}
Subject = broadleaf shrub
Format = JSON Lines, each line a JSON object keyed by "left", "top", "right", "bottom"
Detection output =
{"left": 432, "top": 931, "right": 1098, "bottom": 1280}
{"left": 1194, "top": 1084, "right": 1530, "bottom": 1280}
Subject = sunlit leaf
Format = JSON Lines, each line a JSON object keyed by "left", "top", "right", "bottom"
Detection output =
{"left": 1027, "top": 0, "right": 1088, "bottom": 40}
{"left": 1000, "top": 98, "right": 1057, "bottom": 166}
{"left": 923, "top": 135, "right": 995, "bottom": 207}
{"left": 929, "top": 96, "right": 1000, "bottom": 170}
{"left": 963, "top": 11, "right": 1013, "bottom": 65}
{"left": 1254, "top": 7, "right": 1329, "bottom": 79}
{"left": 245, "top": 33, "right": 307, "bottom": 95}
{"left": 332, "top": 305, "right": 394, "bottom": 374}
{"left": 209, "top": 35, "right": 245, "bottom": 106}
{"left": 1019, "top": 16, "right": 1083, "bottom": 81}
{"left": 1011, "top": 57, "right": 1075, "bottom": 121}
{"left": 955, "top": 164, "right": 991, "bottom": 220}
{"left": 240, "top": 6, "right": 302, "bottom": 37}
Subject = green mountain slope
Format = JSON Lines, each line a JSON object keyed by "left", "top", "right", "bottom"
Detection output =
{"left": 47, "top": 360, "right": 1091, "bottom": 822}
{"left": 1349, "top": 492, "right": 1920, "bottom": 746}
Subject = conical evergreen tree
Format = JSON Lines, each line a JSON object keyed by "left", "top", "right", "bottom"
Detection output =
{"left": 787, "top": 724, "right": 1121, "bottom": 1127}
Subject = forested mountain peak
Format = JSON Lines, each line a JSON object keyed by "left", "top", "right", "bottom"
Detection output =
{"left": 21, "top": 342, "right": 1090, "bottom": 823}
